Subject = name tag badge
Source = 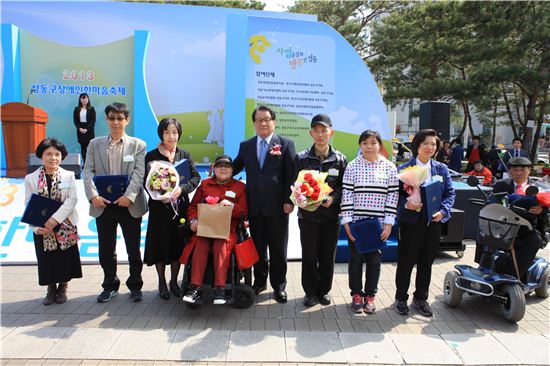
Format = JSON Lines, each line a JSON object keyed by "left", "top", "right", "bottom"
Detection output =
{"left": 433, "top": 175, "right": 443, "bottom": 182}
{"left": 123, "top": 155, "right": 134, "bottom": 163}
{"left": 328, "top": 168, "right": 339, "bottom": 176}
{"left": 376, "top": 172, "right": 387, "bottom": 180}
{"left": 58, "top": 182, "right": 70, "bottom": 189}
{"left": 225, "top": 191, "right": 236, "bottom": 198}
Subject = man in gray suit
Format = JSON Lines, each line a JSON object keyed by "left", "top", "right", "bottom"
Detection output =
{"left": 83, "top": 102, "right": 148, "bottom": 302}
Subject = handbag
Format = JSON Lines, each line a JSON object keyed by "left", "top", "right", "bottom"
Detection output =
{"left": 234, "top": 211, "right": 259, "bottom": 270}
{"left": 349, "top": 217, "right": 386, "bottom": 254}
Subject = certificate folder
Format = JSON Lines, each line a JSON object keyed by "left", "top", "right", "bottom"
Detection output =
{"left": 174, "top": 159, "right": 191, "bottom": 184}
{"left": 21, "top": 194, "right": 62, "bottom": 227}
{"left": 349, "top": 218, "right": 386, "bottom": 254}
{"left": 421, "top": 180, "right": 443, "bottom": 220}
{"left": 93, "top": 174, "right": 130, "bottom": 202}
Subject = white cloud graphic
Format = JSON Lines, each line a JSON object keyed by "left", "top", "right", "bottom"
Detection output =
{"left": 181, "top": 33, "right": 226, "bottom": 59}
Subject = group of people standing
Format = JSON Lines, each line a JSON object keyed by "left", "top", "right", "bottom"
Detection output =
{"left": 26, "top": 99, "right": 460, "bottom": 319}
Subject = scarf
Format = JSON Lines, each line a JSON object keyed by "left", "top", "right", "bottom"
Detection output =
{"left": 158, "top": 143, "right": 176, "bottom": 163}
{"left": 37, "top": 167, "right": 79, "bottom": 251}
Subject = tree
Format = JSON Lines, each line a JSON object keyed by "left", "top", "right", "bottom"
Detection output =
{"left": 288, "top": 0, "right": 399, "bottom": 60}
{"left": 368, "top": 1, "right": 550, "bottom": 160}
{"left": 124, "top": 0, "right": 265, "bottom": 10}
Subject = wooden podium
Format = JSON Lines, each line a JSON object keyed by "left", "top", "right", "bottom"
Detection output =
{"left": 1, "top": 102, "right": 48, "bottom": 177}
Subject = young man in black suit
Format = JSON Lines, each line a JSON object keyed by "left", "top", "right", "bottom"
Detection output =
{"left": 233, "top": 105, "right": 296, "bottom": 303}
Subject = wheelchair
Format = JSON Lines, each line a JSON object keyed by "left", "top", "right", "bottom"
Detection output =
{"left": 179, "top": 245, "right": 255, "bottom": 309}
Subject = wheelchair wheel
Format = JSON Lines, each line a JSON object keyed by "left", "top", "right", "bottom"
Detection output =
{"left": 535, "top": 266, "right": 550, "bottom": 298}
{"left": 501, "top": 284, "right": 526, "bottom": 323}
{"left": 443, "top": 271, "right": 463, "bottom": 307}
{"left": 233, "top": 284, "right": 255, "bottom": 309}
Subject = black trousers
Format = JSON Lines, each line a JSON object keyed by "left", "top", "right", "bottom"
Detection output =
{"left": 249, "top": 214, "right": 289, "bottom": 291}
{"left": 96, "top": 205, "right": 143, "bottom": 292}
{"left": 298, "top": 218, "right": 340, "bottom": 296}
{"left": 348, "top": 241, "right": 381, "bottom": 297}
{"left": 496, "top": 230, "right": 541, "bottom": 280}
{"left": 395, "top": 221, "right": 441, "bottom": 301}
{"left": 79, "top": 142, "right": 89, "bottom": 164}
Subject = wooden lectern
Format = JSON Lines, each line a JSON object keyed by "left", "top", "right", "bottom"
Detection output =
{"left": 1, "top": 102, "right": 48, "bottom": 177}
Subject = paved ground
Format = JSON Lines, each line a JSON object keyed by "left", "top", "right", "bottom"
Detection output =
{"left": 1, "top": 243, "right": 549, "bottom": 365}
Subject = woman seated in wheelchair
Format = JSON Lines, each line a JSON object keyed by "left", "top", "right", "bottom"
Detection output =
{"left": 181, "top": 155, "right": 247, "bottom": 304}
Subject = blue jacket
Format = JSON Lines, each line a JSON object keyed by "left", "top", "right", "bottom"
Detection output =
{"left": 396, "top": 158, "right": 456, "bottom": 224}
{"left": 448, "top": 145, "right": 464, "bottom": 172}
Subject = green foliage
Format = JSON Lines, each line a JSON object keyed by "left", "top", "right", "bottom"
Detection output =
{"left": 288, "top": 1, "right": 399, "bottom": 59}
{"left": 124, "top": 0, "right": 265, "bottom": 10}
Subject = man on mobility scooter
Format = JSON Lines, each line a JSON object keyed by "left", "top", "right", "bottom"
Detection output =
{"left": 444, "top": 157, "right": 549, "bottom": 323}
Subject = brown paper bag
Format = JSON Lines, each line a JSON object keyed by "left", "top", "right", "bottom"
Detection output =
{"left": 197, "top": 203, "right": 232, "bottom": 239}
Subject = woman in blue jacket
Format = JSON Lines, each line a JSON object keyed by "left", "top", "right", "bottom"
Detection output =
{"left": 394, "top": 129, "right": 456, "bottom": 317}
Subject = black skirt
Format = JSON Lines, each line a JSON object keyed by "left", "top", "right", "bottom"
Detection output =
{"left": 34, "top": 234, "right": 82, "bottom": 286}
{"left": 144, "top": 199, "right": 188, "bottom": 265}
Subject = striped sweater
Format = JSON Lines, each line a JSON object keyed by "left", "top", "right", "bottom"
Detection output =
{"left": 340, "top": 155, "right": 399, "bottom": 226}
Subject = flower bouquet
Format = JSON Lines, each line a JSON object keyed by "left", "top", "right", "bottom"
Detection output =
{"left": 145, "top": 160, "right": 179, "bottom": 203}
{"left": 290, "top": 170, "right": 333, "bottom": 212}
{"left": 397, "top": 165, "right": 429, "bottom": 206}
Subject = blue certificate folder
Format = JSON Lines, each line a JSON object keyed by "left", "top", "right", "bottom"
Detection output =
{"left": 93, "top": 174, "right": 130, "bottom": 202}
{"left": 421, "top": 180, "right": 443, "bottom": 220}
{"left": 174, "top": 159, "right": 191, "bottom": 184}
{"left": 349, "top": 218, "right": 386, "bottom": 254}
{"left": 21, "top": 194, "right": 62, "bottom": 227}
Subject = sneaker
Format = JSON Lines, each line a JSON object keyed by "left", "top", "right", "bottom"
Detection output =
{"left": 97, "top": 290, "right": 118, "bottom": 303}
{"left": 412, "top": 298, "right": 433, "bottom": 317}
{"left": 363, "top": 295, "right": 376, "bottom": 314}
{"left": 393, "top": 299, "right": 409, "bottom": 315}
{"left": 129, "top": 290, "right": 143, "bottom": 302}
{"left": 213, "top": 287, "right": 226, "bottom": 305}
{"left": 183, "top": 287, "right": 201, "bottom": 303}
{"left": 351, "top": 294, "right": 363, "bottom": 313}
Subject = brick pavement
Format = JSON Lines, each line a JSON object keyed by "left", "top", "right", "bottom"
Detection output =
{"left": 1, "top": 244, "right": 549, "bottom": 364}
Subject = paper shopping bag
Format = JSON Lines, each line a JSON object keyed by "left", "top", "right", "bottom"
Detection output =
{"left": 197, "top": 203, "right": 232, "bottom": 239}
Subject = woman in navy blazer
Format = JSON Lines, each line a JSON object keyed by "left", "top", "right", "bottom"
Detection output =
{"left": 394, "top": 129, "right": 455, "bottom": 317}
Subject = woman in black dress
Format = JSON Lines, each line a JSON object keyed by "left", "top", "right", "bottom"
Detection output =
{"left": 73, "top": 93, "right": 96, "bottom": 164}
{"left": 144, "top": 118, "right": 200, "bottom": 299}
{"left": 24, "top": 138, "right": 82, "bottom": 305}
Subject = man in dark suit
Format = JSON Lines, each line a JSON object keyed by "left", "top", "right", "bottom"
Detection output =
{"left": 233, "top": 105, "right": 296, "bottom": 303}
{"left": 83, "top": 102, "right": 148, "bottom": 303}
{"left": 489, "top": 157, "right": 546, "bottom": 280}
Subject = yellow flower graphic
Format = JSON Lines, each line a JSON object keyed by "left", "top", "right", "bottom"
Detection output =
{"left": 249, "top": 34, "right": 271, "bottom": 64}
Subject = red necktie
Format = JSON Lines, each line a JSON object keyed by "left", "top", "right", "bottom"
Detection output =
{"left": 515, "top": 185, "right": 525, "bottom": 195}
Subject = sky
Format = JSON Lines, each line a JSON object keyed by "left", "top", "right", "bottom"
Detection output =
{"left": 263, "top": 0, "right": 295, "bottom": 12}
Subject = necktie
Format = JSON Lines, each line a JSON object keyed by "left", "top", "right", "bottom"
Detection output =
{"left": 515, "top": 184, "right": 525, "bottom": 195}
{"left": 258, "top": 139, "right": 268, "bottom": 168}
{"left": 516, "top": 149, "right": 519, "bottom": 157}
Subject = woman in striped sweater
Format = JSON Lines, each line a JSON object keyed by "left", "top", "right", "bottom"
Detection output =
{"left": 341, "top": 130, "right": 399, "bottom": 314}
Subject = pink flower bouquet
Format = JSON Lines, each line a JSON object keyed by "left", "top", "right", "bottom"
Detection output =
{"left": 290, "top": 170, "right": 333, "bottom": 212}
{"left": 146, "top": 160, "right": 179, "bottom": 203}
{"left": 397, "top": 165, "right": 429, "bottom": 206}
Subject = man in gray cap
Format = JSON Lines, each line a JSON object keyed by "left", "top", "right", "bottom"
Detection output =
{"left": 490, "top": 156, "right": 547, "bottom": 280}
{"left": 294, "top": 114, "right": 348, "bottom": 307}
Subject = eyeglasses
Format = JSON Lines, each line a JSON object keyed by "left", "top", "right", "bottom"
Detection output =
{"left": 254, "top": 118, "right": 272, "bottom": 124}
{"left": 107, "top": 116, "right": 126, "bottom": 122}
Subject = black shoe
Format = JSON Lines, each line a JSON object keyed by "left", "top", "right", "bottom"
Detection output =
{"left": 412, "top": 298, "right": 433, "bottom": 317}
{"left": 129, "top": 290, "right": 143, "bottom": 302}
{"left": 159, "top": 282, "right": 169, "bottom": 300}
{"left": 274, "top": 290, "right": 287, "bottom": 304}
{"left": 252, "top": 283, "right": 267, "bottom": 295}
{"left": 183, "top": 287, "right": 201, "bottom": 303}
{"left": 169, "top": 280, "right": 181, "bottom": 298}
{"left": 318, "top": 293, "right": 331, "bottom": 306}
{"left": 97, "top": 290, "right": 118, "bottom": 303}
{"left": 394, "top": 299, "right": 409, "bottom": 315}
{"left": 213, "top": 287, "right": 226, "bottom": 305}
{"left": 303, "top": 294, "right": 318, "bottom": 307}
